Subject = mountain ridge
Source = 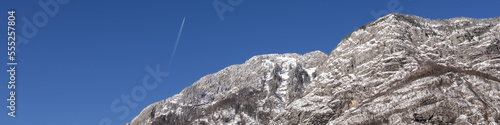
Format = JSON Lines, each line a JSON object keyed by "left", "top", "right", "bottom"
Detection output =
{"left": 127, "top": 13, "right": 500, "bottom": 124}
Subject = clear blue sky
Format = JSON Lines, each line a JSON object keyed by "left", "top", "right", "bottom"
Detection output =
{"left": 1, "top": 0, "right": 499, "bottom": 125}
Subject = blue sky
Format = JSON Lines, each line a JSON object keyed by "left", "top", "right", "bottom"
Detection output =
{"left": 1, "top": 0, "right": 499, "bottom": 125}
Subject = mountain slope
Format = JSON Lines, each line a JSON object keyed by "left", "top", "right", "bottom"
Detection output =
{"left": 128, "top": 51, "right": 328, "bottom": 125}
{"left": 127, "top": 14, "right": 500, "bottom": 124}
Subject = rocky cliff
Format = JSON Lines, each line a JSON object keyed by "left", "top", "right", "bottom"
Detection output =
{"left": 127, "top": 13, "right": 500, "bottom": 124}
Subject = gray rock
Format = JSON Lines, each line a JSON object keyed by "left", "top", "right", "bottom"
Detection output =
{"left": 127, "top": 14, "right": 500, "bottom": 125}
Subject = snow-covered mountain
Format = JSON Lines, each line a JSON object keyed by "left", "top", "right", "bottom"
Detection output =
{"left": 126, "top": 13, "right": 500, "bottom": 124}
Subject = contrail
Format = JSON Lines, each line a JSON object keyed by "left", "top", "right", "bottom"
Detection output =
{"left": 168, "top": 17, "right": 186, "bottom": 70}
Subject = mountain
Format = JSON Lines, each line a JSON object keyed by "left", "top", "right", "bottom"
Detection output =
{"left": 126, "top": 13, "right": 500, "bottom": 124}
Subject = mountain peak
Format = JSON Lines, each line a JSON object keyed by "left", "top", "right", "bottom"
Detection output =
{"left": 127, "top": 14, "right": 500, "bottom": 125}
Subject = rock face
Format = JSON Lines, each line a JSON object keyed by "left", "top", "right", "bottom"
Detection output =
{"left": 128, "top": 14, "right": 500, "bottom": 124}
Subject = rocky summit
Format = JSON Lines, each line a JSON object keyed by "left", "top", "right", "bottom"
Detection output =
{"left": 127, "top": 14, "right": 500, "bottom": 124}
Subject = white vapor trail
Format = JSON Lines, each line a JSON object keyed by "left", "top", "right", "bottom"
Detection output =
{"left": 168, "top": 17, "right": 186, "bottom": 70}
